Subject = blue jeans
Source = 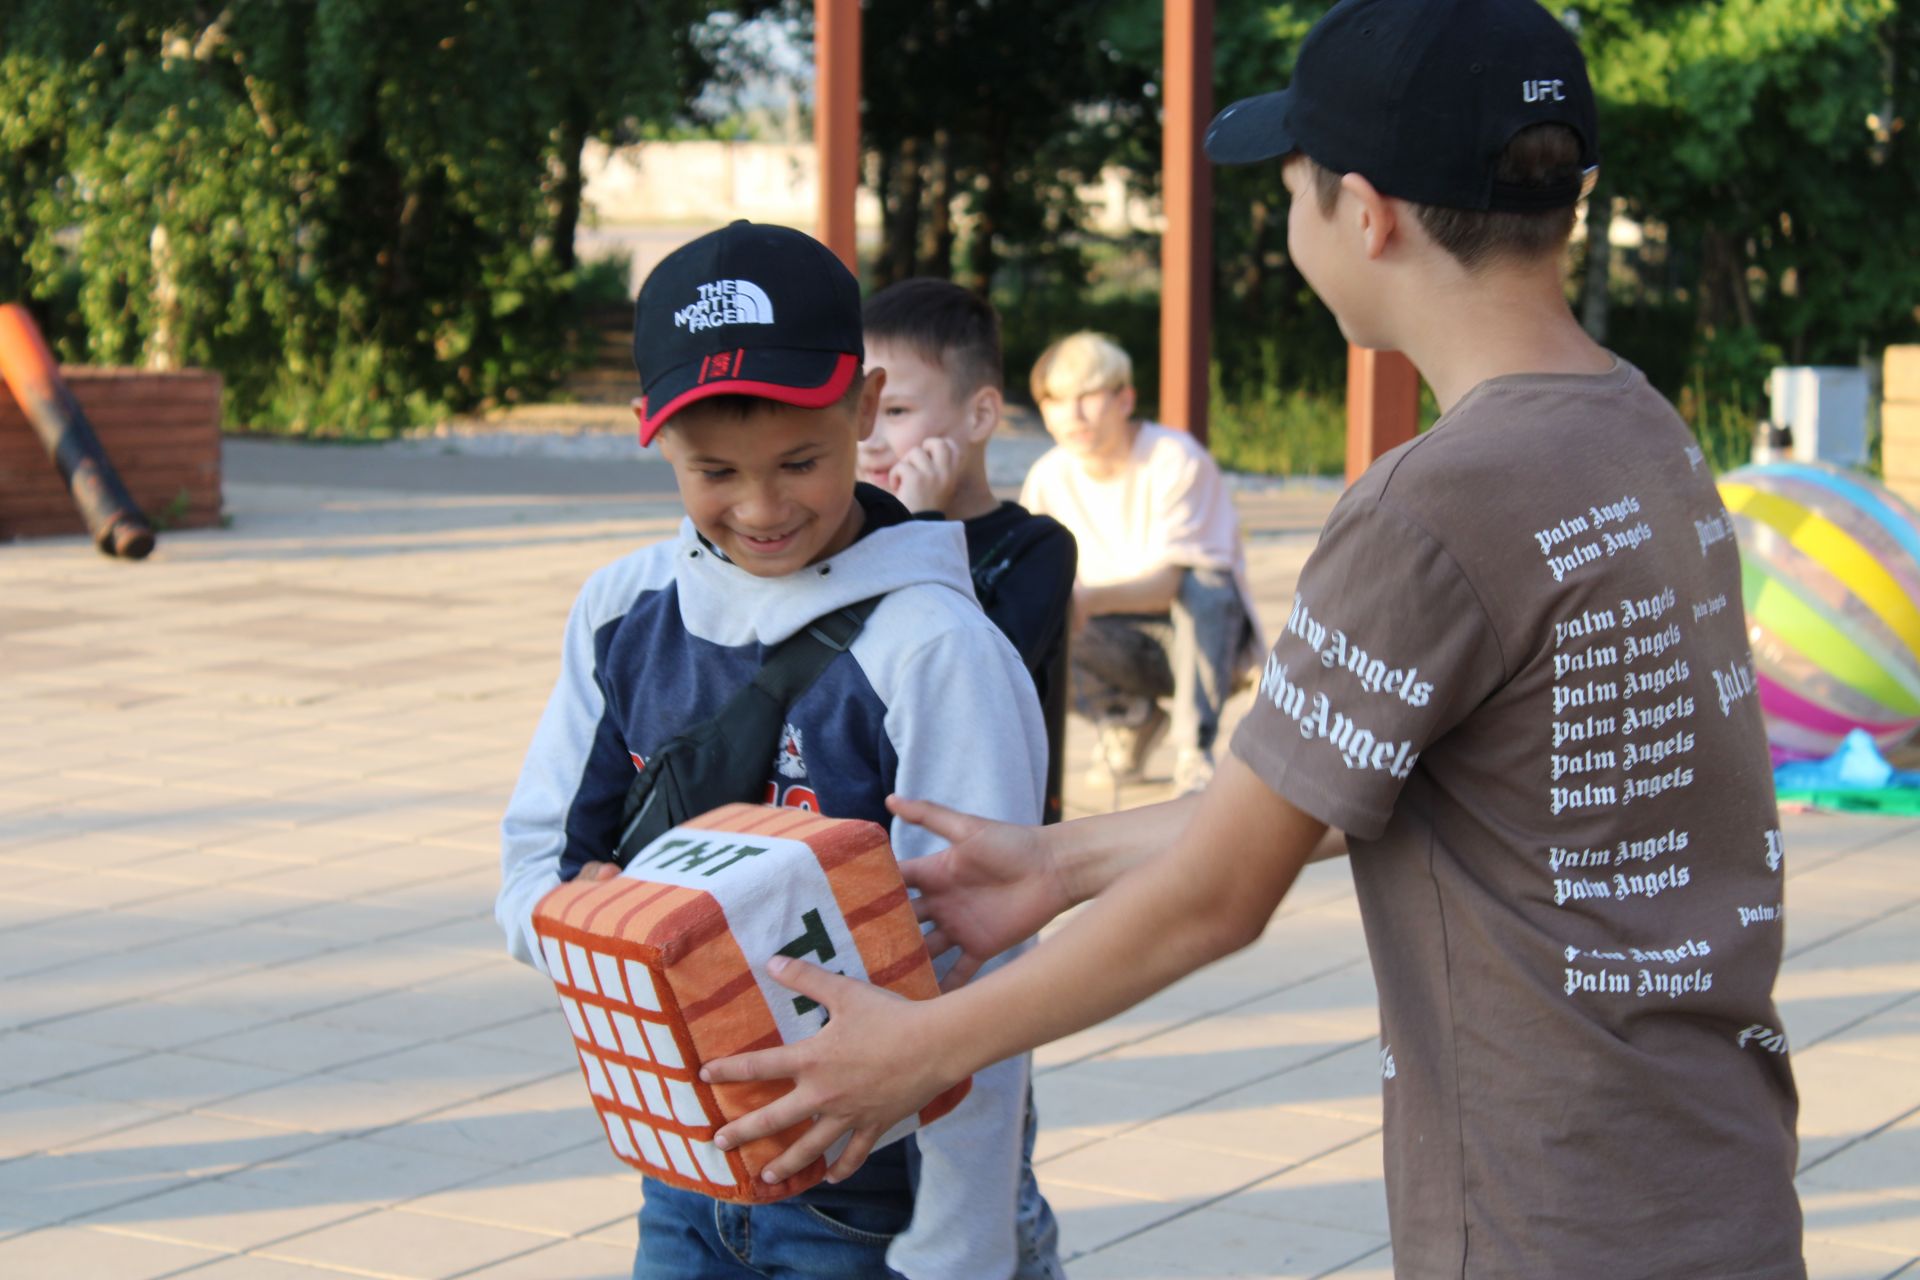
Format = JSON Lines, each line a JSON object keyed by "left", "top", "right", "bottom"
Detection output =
{"left": 635, "top": 1177, "right": 911, "bottom": 1279}
{"left": 635, "top": 1091, "right": 1061, "bottom": 1279}
{"left": 1014, "top": 1081, "right": 1066, "bottom": 1280}
{"left": 1070, "top": 566, "right": 1254, "bottom": 755}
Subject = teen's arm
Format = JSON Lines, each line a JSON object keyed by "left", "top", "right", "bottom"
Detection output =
{"left": 703, "top": 754, "right": 1326, "bottom": 1182}
{"left": 889, "top": 792, "right": 1347, "bottom": 988}
{"left": 1076, "top": 563, "right": 1183, "bottom": 619}
{"left": 886, "top": 790, "right": 1195, "bottom": 986}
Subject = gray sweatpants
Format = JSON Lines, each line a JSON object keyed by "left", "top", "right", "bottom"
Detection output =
{"left": 1069, "top": 567, "right": 1254, "bottom": 755}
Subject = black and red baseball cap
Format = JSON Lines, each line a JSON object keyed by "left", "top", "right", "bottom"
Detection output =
{"left": 1203, "top": 0, "right": 1599, "bottom": 211}
{"left": 632, "top": 220, "right": 863, "bottom": 446}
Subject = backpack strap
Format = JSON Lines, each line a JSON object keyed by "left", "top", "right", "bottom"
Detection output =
{"left": 748, "top": 594, "right": 885, "bottom": 706}
{"left": 610, "top": 593, "right": 886, "bottom": 866}
{"left": 971, "top": 518, "right": 1063, "bottom": 607}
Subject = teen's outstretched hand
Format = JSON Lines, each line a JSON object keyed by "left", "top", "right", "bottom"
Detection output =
{"left": 886, "top": 794, "right": 1071, "bottom": 990}
{"left": 701, "top": 956, "right": 961, "bottom": 1185}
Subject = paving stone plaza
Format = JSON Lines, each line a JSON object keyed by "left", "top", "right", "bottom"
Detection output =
{"left": 1, "top": 437, "right": 1916, "bottom": 1278}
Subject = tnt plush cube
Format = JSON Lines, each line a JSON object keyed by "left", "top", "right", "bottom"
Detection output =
{"left": 532, "top": 803, "right": 970, "bottom": 1202}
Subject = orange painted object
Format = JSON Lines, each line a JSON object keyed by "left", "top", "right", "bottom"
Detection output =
{"left": 532, "top": 803, "right": 969, "bottom": 1202}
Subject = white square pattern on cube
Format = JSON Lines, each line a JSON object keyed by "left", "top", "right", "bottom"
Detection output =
{"left": 609, "top": 1064, "right": 642, "bottom": 1111}
{"left": 659, "top": 1129, "right": 701, "bottom": 1180}
{"left": 613, "top": 1011, "right": 651, "bottom": 1059}
{"left": 550, "top": 943, "right": 680, "bottom": 1071}
{"left": 666, "top": 1078, "right": 708, "bottom": 1127}
{"left": 547, "top": 935, "right": 735, "bottom": 1187}
{"left": 602, "top": 1094, "right": 734, "bottom": 1188}
{"left": 638, "top": 1070, "right": 672, "bottom": 1118}
{"left": 581, "top": 1052, "right": 613, "bottom": 1100}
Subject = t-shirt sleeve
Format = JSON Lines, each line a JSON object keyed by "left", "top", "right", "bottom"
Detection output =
{"left": 1230, "top": 497, "right": 1505, "bottom": 840}
{"left": 1152, "top": 438, "right": 1239, "bottom": 571}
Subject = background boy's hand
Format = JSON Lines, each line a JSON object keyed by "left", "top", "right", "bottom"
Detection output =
{"left": 887, "top": 794, "right": 1071, "bottom": 990}
{"left": 576, "top": 861, "right": 620, "bottom": 882}
{"left": 888, "top": 437, "right": 963, "bottom": 514}
{"left": 702, "top": 956, "right": 957, "bottom": 1185}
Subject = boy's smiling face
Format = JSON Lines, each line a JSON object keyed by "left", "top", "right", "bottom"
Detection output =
{"left": 658, "top": 376, "right": 882, "bottom": 577}
{"left": 858, "top": 339, "right": 974, "bottom": 492}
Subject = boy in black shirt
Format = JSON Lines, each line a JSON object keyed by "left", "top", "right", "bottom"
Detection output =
{"left": 860, "top": 279, "right": 1077, "bottom": 823}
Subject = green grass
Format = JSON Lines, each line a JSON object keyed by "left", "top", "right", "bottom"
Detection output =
{"left": 1208, "top": 373, "right": 1349, "bottom": 477}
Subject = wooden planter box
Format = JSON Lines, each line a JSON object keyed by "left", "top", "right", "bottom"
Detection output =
{"left": 0, "top": 368, "right": 223, "bottom": 542}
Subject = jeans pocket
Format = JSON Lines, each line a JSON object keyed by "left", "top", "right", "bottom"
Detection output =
{"left": 799, "top": 1202, "right": 908, "bottom": 1247}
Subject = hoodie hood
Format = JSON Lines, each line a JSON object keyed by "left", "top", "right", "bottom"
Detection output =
{"left": 672, "top": 484, "right": 978, "bottom": 647}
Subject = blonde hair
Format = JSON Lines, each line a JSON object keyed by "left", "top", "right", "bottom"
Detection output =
{"left": 1029, "top": 331, "right": 1133, "bottom": 404}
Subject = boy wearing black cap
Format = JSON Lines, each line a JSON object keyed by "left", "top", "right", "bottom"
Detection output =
{"left": 495, "top": 222, "right": 1062, "bottom": 1279}
{"left": 698, "top": 5, "right": 1806, "bottom": 1277}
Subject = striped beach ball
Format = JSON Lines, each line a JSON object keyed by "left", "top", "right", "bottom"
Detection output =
{"left": 1718, "top": 462, "right": 1920, "bottom": 760}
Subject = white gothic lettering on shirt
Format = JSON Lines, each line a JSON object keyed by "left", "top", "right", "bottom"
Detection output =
{"left": 1256, "top": 654, "right": 1420, "bottom": 778}
{"left": 1283, "top": 594, "right": 1433, "bottom": 706}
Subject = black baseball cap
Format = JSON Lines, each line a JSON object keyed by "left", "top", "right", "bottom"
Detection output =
{"left": 632, "top": 220, "right": 863, "bottom": 445}
{"left": 1204, "top": 0, "right": 1599, "bottom": 212}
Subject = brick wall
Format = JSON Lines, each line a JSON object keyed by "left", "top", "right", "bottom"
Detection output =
{"left": 0, "top": 368, "right": 222, "bottom": 542}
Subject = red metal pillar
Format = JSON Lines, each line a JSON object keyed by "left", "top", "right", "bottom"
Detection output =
{"left": 1160, "top": 0, "right": 1213, "bottom": 442}
{"left": 1345, "top": 346, "right": 1421, "bottom": 483}
{"left": 816, "top": 0, "right": 861, "bottom": 274}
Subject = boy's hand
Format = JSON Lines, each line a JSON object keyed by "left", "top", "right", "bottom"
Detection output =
{"left": 702, "top": 956, "right": 959, "bottom": 1185}
{"left": 576, "top": 861, "right": 621, "bottom": 882}
{"left": 889, "top": 438, "right": 963, "bottom": 514}
{"left": 886, "top": 794, "right": 1071, "bottom": 990}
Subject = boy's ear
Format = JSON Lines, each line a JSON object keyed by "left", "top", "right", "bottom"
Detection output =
{"left": 853, "top": 367, "right": 886, "bottom": 443}
{"left": 1341, "top": 172, "right": 1398, "bottom": 261}
{"left": 1117, "top": 385, "right": 1137, "bottom": 420}
{"left": 964, "top": 384, "right": 1002, "bottom": 446}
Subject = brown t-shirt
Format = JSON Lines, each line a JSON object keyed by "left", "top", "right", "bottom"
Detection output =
{"left": 1233, "top": 362, "right": 1803, "bottom": 1280}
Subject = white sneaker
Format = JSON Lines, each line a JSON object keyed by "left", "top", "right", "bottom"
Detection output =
{"left": 1085, "top": 705, "right": 1170, "bottom": 787}
{"left": 1173, "top": 747, "right": 1215, "bottom": 795}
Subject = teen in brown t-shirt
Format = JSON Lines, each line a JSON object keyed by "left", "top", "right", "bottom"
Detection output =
{"left": 694, "top": 3, "right": 1804, "bottom": 1276}
{"left": 1230, "top": 360, "right": 1798, "bottom": 1276}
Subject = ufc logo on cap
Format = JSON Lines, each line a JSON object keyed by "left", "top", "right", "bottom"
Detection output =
{"left": 1523, "top": 79, "right": 1566, "bottom": 102}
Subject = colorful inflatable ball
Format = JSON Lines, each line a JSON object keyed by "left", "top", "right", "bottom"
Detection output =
{"left": 1718, "top": 461, "right": 1920, "bottom": 760}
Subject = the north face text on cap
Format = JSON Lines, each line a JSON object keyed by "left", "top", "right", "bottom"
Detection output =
{"left": 674, "top": 280, "right": 776, "bottom": 332}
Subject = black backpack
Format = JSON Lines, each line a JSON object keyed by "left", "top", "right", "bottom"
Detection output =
{"left": 609, "top": 595, "right": 883, "bottom": 868}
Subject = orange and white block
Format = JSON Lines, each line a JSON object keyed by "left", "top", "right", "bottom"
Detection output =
{"left": 532, "top": 803, "right": 970, "bottom": 1202}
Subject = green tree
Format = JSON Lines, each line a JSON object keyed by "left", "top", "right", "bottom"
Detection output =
{"left": 858, "top": 0, "right": 1156, "bottom": 293}
{"left": 0, "top": 0, "right": 729, "bottom": 433}
{"left": 1573, "top": 0, "right": 1918, "bottom": 463}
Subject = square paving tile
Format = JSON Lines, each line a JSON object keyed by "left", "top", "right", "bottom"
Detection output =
{"left": 0, "top": 1225, "right": 223, "bottom": 1279}
{"left": 261, "top": 1206, "right": 559, "bottom": 1280}
{"left": 0, "top": 1087, "right": 175, "bottom": 1159}
{"left": 1799, "top": 1185, "right": 1920, "bottom": 1258}
{"left": 42, "top": 1052, "right": 301, "bottom": 1113}
{"left": 76, "top": 1176, "right": 371, "bottom": 1253}
{"left": 392, "top": 1142, "right": 638, "bottom": 1239}
{"left": 222, "top": 1136, "right": 503, "bottom": 1210}
{"left": 0, "top": 1152, "right": 191, "bottom": 1226}
{"left": 56, "top": 1112, "right": 325, "bottom": 1180}
{"left": 1066, "top": 1205, "right": 1389, "bottom": 1278}
{"left": 453, "top": 1236, "right": 634, "bottom": 1280}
